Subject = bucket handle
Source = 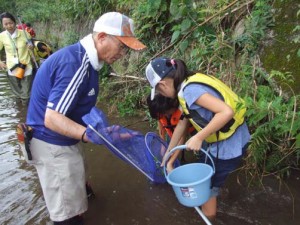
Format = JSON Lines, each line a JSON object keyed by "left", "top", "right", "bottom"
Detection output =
{"left": 163, "top": 145, "right": 215, "bottom": 178}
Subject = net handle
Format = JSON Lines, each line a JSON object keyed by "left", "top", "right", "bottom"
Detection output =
{"left": 163, "top": 145, "right": 216, "bottom": 178}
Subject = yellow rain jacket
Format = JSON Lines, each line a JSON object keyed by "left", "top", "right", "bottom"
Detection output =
{"left": 0, "top": 29, "right": 32, "bottom": 76}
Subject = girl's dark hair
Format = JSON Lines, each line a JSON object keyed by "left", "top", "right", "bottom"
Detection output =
{"left": 0, "top": 12, "right": 16, "bottom": 24}
{"left": 147, "top": 94, "right": 179, "bottom": 119}
{"left": 165, "top": 59, "right": 194, "bottom": 94}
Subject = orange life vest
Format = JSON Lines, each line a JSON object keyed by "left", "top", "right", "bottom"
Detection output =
{"left": 159, "top": 109, "right": 195, "bottom": 138}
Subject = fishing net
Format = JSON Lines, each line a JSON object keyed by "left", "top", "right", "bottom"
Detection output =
{"left": 145, "top": 132, "right": 180, "bottom": 167}
{"left": 82, "top": 107, "right": 177, "bottom": 183}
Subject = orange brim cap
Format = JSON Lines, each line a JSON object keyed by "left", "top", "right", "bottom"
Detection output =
{"left": 116, "top": 36, "right": 147, "bottom": 51}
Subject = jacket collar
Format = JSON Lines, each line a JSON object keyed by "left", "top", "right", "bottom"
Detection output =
{"left": 7, "top": 29, "right": 18, "bottom": 39}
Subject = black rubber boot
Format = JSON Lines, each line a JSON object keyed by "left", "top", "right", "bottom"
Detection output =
{"left": 53, "top": 215, "right": 83, "bottom": 225}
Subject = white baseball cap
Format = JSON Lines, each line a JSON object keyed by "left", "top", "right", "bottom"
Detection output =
{"left": 145, "top": 57, "right": 176, "bottom": 100}
{"left": 93, "top": 12, "right": 146, "bottom": 51}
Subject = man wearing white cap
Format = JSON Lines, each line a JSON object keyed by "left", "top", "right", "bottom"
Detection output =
{"left": 26, "top": 12, "right": 146, "bottom": 225}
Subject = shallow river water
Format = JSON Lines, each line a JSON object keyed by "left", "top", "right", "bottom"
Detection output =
{"left": 0, "top": 73, "right": 299, "bottom": 225}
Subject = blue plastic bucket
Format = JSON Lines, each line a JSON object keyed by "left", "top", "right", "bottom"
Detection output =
{"left": 164, "top": 145, "right": 215, "bottom": 207}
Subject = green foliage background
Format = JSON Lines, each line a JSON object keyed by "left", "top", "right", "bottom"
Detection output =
{"left": 1, "top": 0, "right": 299, "bottom": 181}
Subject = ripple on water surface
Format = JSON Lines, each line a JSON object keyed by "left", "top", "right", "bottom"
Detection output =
{"left": 0, "top": 73, "right": 49, "bottom": 225}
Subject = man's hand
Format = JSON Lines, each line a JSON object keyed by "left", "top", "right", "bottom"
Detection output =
{"left": 0, "top": 61, "right": 7, "bottom": 70}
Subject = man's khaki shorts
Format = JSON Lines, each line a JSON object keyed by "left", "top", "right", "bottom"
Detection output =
{"left": 30, "top": 138, "right": 87, "bottom": 222}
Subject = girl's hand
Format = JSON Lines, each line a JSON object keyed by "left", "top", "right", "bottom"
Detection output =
{"left": 160, "top": 152, "right": 168, "bottom": 167}
{"left": 160, "top": 149, "right": 179, "bottom": 170}
{"left": 166, "top": 160, "right": 174, "bottom": 173}
{"left": 160, "top": 154, "right": 174, "bottom": 173}
{"left": 186, "top": 135, "right": 203, "bottom": 151}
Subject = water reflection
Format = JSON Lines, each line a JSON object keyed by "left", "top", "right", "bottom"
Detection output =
{"left": 0, "top": 73, "right": 49, "bottom": 225}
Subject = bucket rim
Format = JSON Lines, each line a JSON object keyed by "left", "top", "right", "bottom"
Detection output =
{"left": 166, "top": 163, "right": 214, "bottom": 187}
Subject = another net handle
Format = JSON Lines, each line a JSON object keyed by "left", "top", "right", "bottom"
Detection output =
{"left": 144, "top": 132, "right": 167, "bottom": 163}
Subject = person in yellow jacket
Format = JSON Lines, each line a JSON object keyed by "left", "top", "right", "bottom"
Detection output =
{"left": 32, "top": 39, "right": 53, "bottom": 64}
{"left": 0, "top": 12, "right": 33, "bottom": 105}
{"left": 145, "top": 57, "right": 250, "bottom": 220}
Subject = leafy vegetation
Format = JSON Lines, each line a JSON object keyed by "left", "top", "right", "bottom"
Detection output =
{"left": 1, "top": 0, "right": 299, "bottom": 180}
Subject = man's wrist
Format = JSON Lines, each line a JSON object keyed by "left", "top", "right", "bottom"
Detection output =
{"left": 81, "top": 130, "right": 87, "bottom": 143}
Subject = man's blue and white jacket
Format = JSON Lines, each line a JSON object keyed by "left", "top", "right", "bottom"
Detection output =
{"left": 27, "top": 34, "right": 104, "bottom": 146}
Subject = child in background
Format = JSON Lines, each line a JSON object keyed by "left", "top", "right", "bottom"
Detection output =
{"left": 147, "top": 94, "right": 195, "bottom": 162}
{"left": 145, "top": 57, "right": 250, "bottom": 219}
{"left": 25, "top": 23, "right": 36, "bottom": 38}
{"left": 147, "top": 94, "right": 184, "bottom": 140}
{"left": 32, "top": 39, "right": 53, "bottom": 65}
{"left": 17, "top": 20, "right": 27, "bottom": 29}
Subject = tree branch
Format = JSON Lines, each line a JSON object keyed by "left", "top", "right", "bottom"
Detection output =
{"left": 149, "top": 0, "right": 243, "bottom": 60}
{"left": 109, "top": 72, "right": 146, "bottom": 81}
